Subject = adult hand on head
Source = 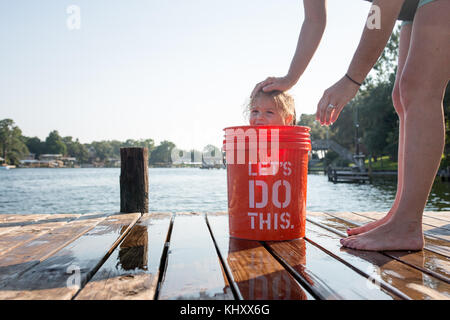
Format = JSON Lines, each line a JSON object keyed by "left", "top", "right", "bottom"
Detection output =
{"left": 316, "top": 75, "right": 361, "bottom": 126}
{"left": 250, "top": 75, "right": 296, "bottom": 99}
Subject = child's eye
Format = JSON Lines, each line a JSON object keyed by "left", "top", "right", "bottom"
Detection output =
{"left": 266, "top": 111, "right": 274, "bottom": 115}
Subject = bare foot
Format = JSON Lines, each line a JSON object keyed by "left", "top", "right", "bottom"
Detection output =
{"left": 340, "top": 219, "right": 424, "bottom": 251}
{"left": 346, "top": 211, "right": 392, "bottom": 236}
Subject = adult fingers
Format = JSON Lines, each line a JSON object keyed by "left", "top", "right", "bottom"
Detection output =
{"left": 330, "top": 104, "right": 344, "bottom": 124}
{"left": 324, "top": 104, "right": 334, "bottom": 126}
{"left": 250, "top": 77, "right": 274, "bottom": 98}
{"left": 262, "top": 82, "right": 281, "bottom": 92}
{"left": 250, "top": 82, "right": 264, "bottom": 99}
{"left": 316, "top": 93, "right": 329, "bottom": 124}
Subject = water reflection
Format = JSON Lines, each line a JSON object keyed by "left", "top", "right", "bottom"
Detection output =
{"left": 226, "top": 238, "right": 309, "bottom": 300}
{"left": 118, "top": 225, "right": 148, "bottom": 271}
{"left": 338, "top": 246, "right": 449, "bottom": 299}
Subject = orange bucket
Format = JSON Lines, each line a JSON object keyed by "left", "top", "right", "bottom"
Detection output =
{"left": 223, "top": 125, "right": 311, "bottom": 241}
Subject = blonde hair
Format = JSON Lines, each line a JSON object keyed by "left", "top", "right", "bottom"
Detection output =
{"left": 246, "top": 90, "right": 297, "bottom": 125}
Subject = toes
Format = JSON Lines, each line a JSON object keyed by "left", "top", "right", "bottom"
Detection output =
{"left": 341, "top": 236, "right": 360, "bottom": 249}
{"left": 347, "top": 227, "right": 361, "bottom": 236}
{"left": 340, "top": 236, "right": 355, "bottom": 247}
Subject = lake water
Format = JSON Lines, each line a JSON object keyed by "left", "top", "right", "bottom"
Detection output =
{"left": 0, "top": 168, "right": 449, "bottom": 214}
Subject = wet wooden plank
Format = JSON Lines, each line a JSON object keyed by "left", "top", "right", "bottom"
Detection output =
{"left": 316, "top": 211, "right": 450, "bottom": 283}
{"left": 0, "top": 214, "right": 81, "bottom": 228}
{"left": 421, "top": 215, "right": 450, "bottom": 231}
{"left": 358, "top": 212, "right": 450, "bottom": 231}
{"left": 0, "top": 214, "right": 50, "bottom": 226}
{"left": 206, "top": 213, "right": 314, "bottom": 300}
{"left": 316, "top": 212, "right": 450, "bottom": 258}
{"left": 0, "top": 212, "right": 140, "bottom": 300}
{"left": 0, "top": 214, "right": 82, "bottom": 256}
{"left": 157, "top": 214, "right": 234, "bottom": 300}
{"left": 75, "top": 213, "right": 172, "bottom": 300}
{"left": 352, "top": 212, "right": 450, "bottom": 241}
{"left": 0, "top": 214, "right": 70, "bottom": 236}
{"left": 305, "top": 215, "right": 450, "bottom": 299}
{"left": 266, "top": 238, "right": 397, "bottom": 300}
{"left": 424, "top": 211, "right": 450, "bottom": 223}
{"left": 0, "top": 213, "right": 109, "bottom": 285}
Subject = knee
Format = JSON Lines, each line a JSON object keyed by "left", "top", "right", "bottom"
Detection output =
{"left": 399, "top": 69, "right": 443, "bottom": 112}
{"left": 398, "top": 71, "right": 421, "bottom": 110}
{"left": 391, "top": 83, "right": 404, "bottom": 116}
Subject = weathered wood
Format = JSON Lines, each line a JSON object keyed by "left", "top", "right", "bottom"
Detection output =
{"left": 75, "top": 213, "right": 172, "bottom": 300}
{"left": 0, "top": 222, "right": 66, "bottom": 256}
{"left": 424, "top": 211, "right": 450, "bottom": 223}
{"left": 0, "top": 214, "right": 50, "bottom": 225}
{"left": 158, "top": 214, "right": 234, "bottom": 300}
{"left": 0, "top": 214, "right": 83, "bottom": 256}
{"left": 351, "top": 211, "right": 450, "bottom": 241}
{"left": 305, "top": 222, "right": 449, "bottom": 299}
{"left": 316, "top": 211, "right": 450, "bottom": 282}
{"left": 1, "top": 212, "right": 448, "bottom": 300}
{"left": 206, "top": 213, "right": 314, "bottom": 300}
{"left": 0, "top": 213, "right": 109, "bottom": 285}
{"left": 0, "top": 213, "right": 140, "bottom": 300}
{"left": 120, "top": 147, "right": 149, "bottom": 214}
{"left": 315, "top": 211, "right": 450, "bottom": 257}
{"left": 266, "top": 238, "right": 397, "bottom": 299}
{"left": 306, "top": 214, "right": 450, "bottom": 299}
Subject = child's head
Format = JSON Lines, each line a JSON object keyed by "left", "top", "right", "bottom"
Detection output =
{"left": 247, "top": 89, "right": 296, "bottom": 126}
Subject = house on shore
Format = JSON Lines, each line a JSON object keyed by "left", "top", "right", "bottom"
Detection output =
{"left": 19, "top": 154, "right": 77, "bottom": 168}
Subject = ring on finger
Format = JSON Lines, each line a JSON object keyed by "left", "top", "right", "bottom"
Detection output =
{"left": 327, "top": 104, "right": 336, "bottom": 111}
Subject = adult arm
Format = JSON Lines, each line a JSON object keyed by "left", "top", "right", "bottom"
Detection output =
{"left": 317, "top": 0, "right": 404, "bottom": 125}
{"left": 251, "top": 0, "right": 327, "bottom": 98}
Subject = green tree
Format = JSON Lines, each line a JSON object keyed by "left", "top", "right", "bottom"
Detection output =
{"left": 330, "top": 26, "right": 401, "bottom": 161}
{"left": 149, "top": 140, "right": 176, "bottom": 164}
{"left": 63, "top": 136, "right": 89, "bottom": 163}
{"left": 45, "top": 130, "right": 67, "bottom": 155}
{"left": 297, "top": 113, "right": 331, "bottom": 141}
{"left": 90, "top": 141, "right": 114, "bottom": 161}
{"left": 123, "top": 139, "right": 155, "bottom": 155}
{"left": 0, "top": 119, "right": 29, "bottom": 165}
{"left": 23, "top": 136, "right": 45, "bottom": 158}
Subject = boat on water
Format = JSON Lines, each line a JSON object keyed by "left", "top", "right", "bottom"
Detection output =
{"left": 0, "top": 165, "right": 16, "bottom": 170}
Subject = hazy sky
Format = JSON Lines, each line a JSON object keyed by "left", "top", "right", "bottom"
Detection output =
{"left": 1, "top": 0, "right": 392, "bottom": 150}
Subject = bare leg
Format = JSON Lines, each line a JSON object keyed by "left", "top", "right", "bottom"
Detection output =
{"left": 347, "top": 24, "right": 412, "bottom": 236}
{"left": 341, "top": 0, "right": 450, "bottom": 251}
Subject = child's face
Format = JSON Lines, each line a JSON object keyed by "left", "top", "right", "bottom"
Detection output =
{"left": 249, "top": 96, "right": 291, "bottom": 126}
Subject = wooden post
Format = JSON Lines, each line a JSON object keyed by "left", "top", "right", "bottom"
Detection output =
{"left": 120, "top": 147, "right": 149, "bottom": 214}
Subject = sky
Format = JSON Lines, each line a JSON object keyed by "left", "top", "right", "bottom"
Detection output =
{"left": 0, "top": 0, "right": 384, "bottom": 151}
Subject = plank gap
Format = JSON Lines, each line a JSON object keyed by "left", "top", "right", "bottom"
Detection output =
{"left": 325, "top": 212, "right": 450, "bottom": 258}
{"left": 154, "top": 214, "right": 175, "bottom": 300}
{"left": 260, "top": 241, "right": 325, "bottom": 300}
{"left": 305, "top": 218, "right": 411, "bottom": 300}
{"left": 205, "top": 214, "right": 242, "bottom": 300}
{"left": 317, "top": 212, "right": 450, "bottom": 283}
{"left": 71, "top": 214, "right": 141, "bottom": 300}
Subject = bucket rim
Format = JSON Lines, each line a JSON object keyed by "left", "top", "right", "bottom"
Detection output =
{"left": 224, "top": 125, "right": 311, "bottom": 132}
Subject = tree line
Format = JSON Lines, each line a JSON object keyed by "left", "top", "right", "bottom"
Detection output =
{"left": 0, "top": 119, "right": 180, "bottom": 166}
{"left": 298, "top": 26, "right": 450, "bottom": 170}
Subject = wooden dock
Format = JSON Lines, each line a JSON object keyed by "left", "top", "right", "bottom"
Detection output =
{"left": 327, "top": 168, "right": 371, "bottom": 183}
{"left": 0, "top": 211, "right": 448, "bottom": 300}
